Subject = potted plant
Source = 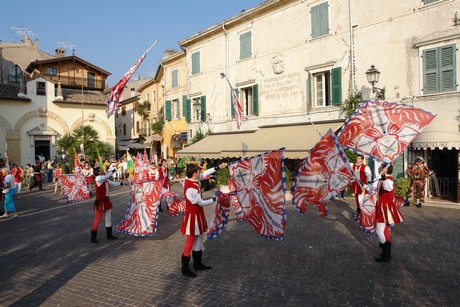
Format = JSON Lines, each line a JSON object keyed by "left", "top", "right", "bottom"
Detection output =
{"left": 216, "top": 167, "right": 230, "bottom": 193}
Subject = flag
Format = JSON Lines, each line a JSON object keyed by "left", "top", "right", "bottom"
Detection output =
{"left": 338, "top": 101, "right": 436, "bottom": 164}
{"left": 60, "top": 174, "right": 90, "bottom": 202}
{"left": 106, "top": 40, "right": 158, "bottom": 118}
{"left": 80, "top": 144, "right": 87, "bottom": 162}
{"left": 228, "top": 148, "right": 286, "bottom": 240}
{"left": 222, "top": 74, "right": 244, "bottom": 129}
{"left": 207, "top": 190, "right": 231, "bottom": 240}
{"left": 126, "top": 150, "right": 135, "bottom": 178}
{"left": 291, "top": 129, "right": 355, "bottom": 216}
{"left": 116, "top": 179, "right": 164, "bottom": 236}
{"left": 73, "top": 149, "right": 82, "bottom": 175}
{"left": 96, "top": 148, "right": 103, "bottom": 169}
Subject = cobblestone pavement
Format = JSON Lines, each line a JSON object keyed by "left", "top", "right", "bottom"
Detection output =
{"left": 0, "top": 181, "right": 459, "bottom": 306}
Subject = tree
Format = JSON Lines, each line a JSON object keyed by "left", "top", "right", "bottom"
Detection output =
{"left": 340, "top": 91, "right": 362, "bottom": 117}
{"left": 56, "top": 125, "right": 113, "bottom": 166}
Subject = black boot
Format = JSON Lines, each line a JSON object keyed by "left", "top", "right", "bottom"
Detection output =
{"left": 181, "top": 255, "right": 197, "bottom": 277}
{"left": 91, "top": 230, "right": 98, "bottom": 244}
{"left": 193, "top": 250, "right": 212, "bottom": 270}
{"left": 356, "top": 207, "right": 361, "bottom": 215}
{"left": 106, "top": 227, "right": 118, "bottom": 240}
{"left": 375, "top": 242, "right": 391, "bottom": 263}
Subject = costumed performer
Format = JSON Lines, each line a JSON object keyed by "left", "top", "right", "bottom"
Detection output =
{"left": 351, "top": 155, "right": 372, "bottom": 216}
{"left": 156, "top": 158, "right": 171, "bottom": 212}
{"left": 370, "top": 164, "right": 404, "bottom": 263}
{"left": 406, "top": 156, "right": 432, "bottom": 208}
{"left": 180, "top": 162, "right": 227, "bottom": 277}
{"left": 91, "top": 165, "right": 126, "bottom": 243}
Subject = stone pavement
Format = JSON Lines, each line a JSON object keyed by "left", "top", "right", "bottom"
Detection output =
{"left": 0, "top": 181, "right": 459, "bottom": 306}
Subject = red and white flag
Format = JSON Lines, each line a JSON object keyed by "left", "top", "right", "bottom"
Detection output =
{"left": 106, "top": 40, "right": 158, "bottom": 118}
{"left": 222, "top": 74, "right": 244, "bottom": 129}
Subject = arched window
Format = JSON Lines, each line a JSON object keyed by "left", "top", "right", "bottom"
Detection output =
{"left": 9, "top": 64, "right": 23, "bottom": 84}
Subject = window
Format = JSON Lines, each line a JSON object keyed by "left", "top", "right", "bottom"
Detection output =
{"left": 311, "top": 2, "right": 329, "bottom": 38}
{"left": 36, "top": 81, "right": 46, "bottom": 96}
{"left": 183, "top": 95, "right": 191, "bottom": 123}
{"left": 423, "top": 0, "right": 439, "bottom": 4}
{"left": 240, "top": 32, "right": 252, "bottom": 60}
{"left": 233, "top": 84, "right": 258, "bottom": 117}
{"left": 9, "top": 64, "right": 23, "bottom": 84}
{"left": 423, "top": 44, "right": 456, "bottom": 94}
{"left": 191, "top": 51, "right": 200, "bottom": 75}
{"left": 47, "top": 67, "right": 57, "bottom": 76}
{"left": 122, "top": 106, "right": 126, "bottom": 116}
{"left": 192, "top": 96, "right": 207, "bottom": 122}
{"left": 309, "top": 67, "right": 341, "bottom": 108}
{"left": 87, "top": 72, "right": 95, "bottom": 88}
{"left": 171, "top": 69, "right": 178, "bottom": 88}
{"left": 173, "top": 99, "right": 180, "bottom": 120}
{"left": 136, "top": 121, "right": 140, "bottom": 134}
{"left": 123, "top": 124, "right": 126, "bottom": 135}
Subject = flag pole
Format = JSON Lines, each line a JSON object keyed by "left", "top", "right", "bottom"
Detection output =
{"left": 307, "top": 117, "right": 322, "bottom": 137}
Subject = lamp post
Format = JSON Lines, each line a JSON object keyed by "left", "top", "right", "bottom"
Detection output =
{"left": 365, "top": 65, "right": 385, "bottom": 100}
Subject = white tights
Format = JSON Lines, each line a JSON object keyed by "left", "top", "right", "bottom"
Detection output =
{"left": 192, "top": 235, "right": 204, "bottom": 251}
{"left": 375, "top": 222, "right": 387, "bottom": 244}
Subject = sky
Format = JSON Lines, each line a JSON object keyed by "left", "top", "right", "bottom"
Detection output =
{"left": 1, "top": 0, "right": 264, "bottom": 86}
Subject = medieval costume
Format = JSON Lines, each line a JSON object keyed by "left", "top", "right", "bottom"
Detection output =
{"left": 406, "top": 157, "right": 432, "bottom": 207}
{"left": 90, "top": 167, "right": 123, "bottom": 243}
{"left": 351, "top": 155, "right": 372, "bottom": 215}
{"left": 373, "top": 165, "right": 404, "bottom": 263}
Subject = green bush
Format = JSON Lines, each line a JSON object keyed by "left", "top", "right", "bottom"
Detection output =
{"left": 216, "top": 167, "right": 230, "bottom": 186}
{"left": 395, "top": 177, "right": 410, "bottom": 198}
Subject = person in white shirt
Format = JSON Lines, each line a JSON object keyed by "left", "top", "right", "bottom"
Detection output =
{"left": 1, "top": 167, "right": 17, "bottom": 218}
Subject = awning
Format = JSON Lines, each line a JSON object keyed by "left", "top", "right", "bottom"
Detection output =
{"left": 412, "top": 114, "right": 460, "bottom": 150}
{"left": 176, "top": 121, "right": 344, "bottom": 159}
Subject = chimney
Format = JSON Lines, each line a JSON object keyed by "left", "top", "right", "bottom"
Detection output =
{"left": 55, "top": 47, "right": 66, "bottom": 57}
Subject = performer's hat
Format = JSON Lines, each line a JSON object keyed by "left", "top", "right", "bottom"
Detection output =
{"left": 415, "top": 156, "right": 424, "bottom": 162}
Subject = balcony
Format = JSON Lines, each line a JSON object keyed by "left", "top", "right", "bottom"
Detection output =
{"left": 44, "top": 74, "right": 106, "bottom": 91}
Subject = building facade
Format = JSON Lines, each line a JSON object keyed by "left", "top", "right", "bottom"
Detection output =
{"left": 169, "top": 0, "right": 459, "bottom": 201}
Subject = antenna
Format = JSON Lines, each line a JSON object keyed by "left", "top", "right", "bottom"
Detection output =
{"left": 56, "top": 35, "right": 77, "bottom": 55}
{"left": 9, "top": 26, "right": 38, "bottom": 41}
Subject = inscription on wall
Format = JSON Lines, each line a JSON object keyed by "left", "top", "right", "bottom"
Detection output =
{"left": 259, "top": 72, "right": 302, "bottom": 101}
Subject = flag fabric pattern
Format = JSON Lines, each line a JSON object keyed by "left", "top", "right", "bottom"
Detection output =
{"left": 73, "top": 150, "right": 82, "bottom": 175}
{"left": 161, "top": 189, "right": 186, "bottom": 216}
{"left": 60, "top": 174, "right": 90, "bottom": 202}
{"left": 106, "top": 41, "right": 157, "bottom": 118}
{"left": 291, "top": 130, "right": 355, "bottom": 215}
{"left": 338, "top": 101, "right": 436, "bottom": 164}
{"left": 116, "top": 179, "right": 163, "bottom": 236}
{"left": 228, "top": 148, "right": 286, "bottom": 240}
{"left": 228, "top": 178, "right": 245, "bottom": 221}
{"left": 223, "top": 75, "right": 244, "bottom": 129}
{"left": 358, "top": 191, "right": 377, "bottom": 233}
{"left": 207, "top": 190, "right": 231, "bottom": 240}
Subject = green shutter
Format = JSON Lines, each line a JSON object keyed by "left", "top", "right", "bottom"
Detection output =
{"left": 252, "top": 84, "right": 259, "bottom": 116}
{"left": 165, "top": 100, "right": 171, "bottom": 121}
{"left": 423, "top": 48, "right": 438, "bottom": 94}
{"left": 424, "top": 0, "right": 439, "bottom": 4}
{"left": 172, "top": 69, "right": 178, "bottom": 88}
{"left": 186, "top": 99, "right": 191, "bottom": 123}
{"left": 312, "top": 2, "right": 328, "bottom": 38}
{"left": 331, "top": 67, "right": 342, "bottom": 105}
{"left": 231, "top": 88, "right": 239, "bottom": 118}
{"left": 440, "top": 44, "right": 456, "bottom": 92}
{"left": 306, "top": 73, "right": 311, "bottom": 113}
{"left": 182, "top": 95, "right": 187, "bottom": 119}
{"left": 240, "top": 32, "right": 252, "bottom": 59}
{"left": 319, "top": 2, "right": 329, "bottom": 36}
{"left": 192, "top": 51, "right": 200, "bottom": 75}
{"left": 200, "top": 96, "right": 206, "bottom": 122}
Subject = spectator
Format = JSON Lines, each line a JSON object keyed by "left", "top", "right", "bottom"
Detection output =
{"left": 1, "top": 167, "right": 17, "bottom": 218}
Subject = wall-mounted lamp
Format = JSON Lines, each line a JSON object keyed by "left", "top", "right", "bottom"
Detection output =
{"left": 365, "top": 65, "right": 385, "bottom": 100}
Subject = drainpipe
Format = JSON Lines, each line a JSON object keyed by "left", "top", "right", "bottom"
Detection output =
{"left": 348, "top": 0, "right": 355, "bottom": 95}
{"left": 222, "top": 23, "right": 229, "bottom": 121}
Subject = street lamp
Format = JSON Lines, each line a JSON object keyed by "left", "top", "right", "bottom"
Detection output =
{"left": 365, "top": 65, "right": 385, "bottom": 100}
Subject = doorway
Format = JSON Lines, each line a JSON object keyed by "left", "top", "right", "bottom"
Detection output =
{"left": 35, "top": 140, "right": 50, "bottom": 161}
